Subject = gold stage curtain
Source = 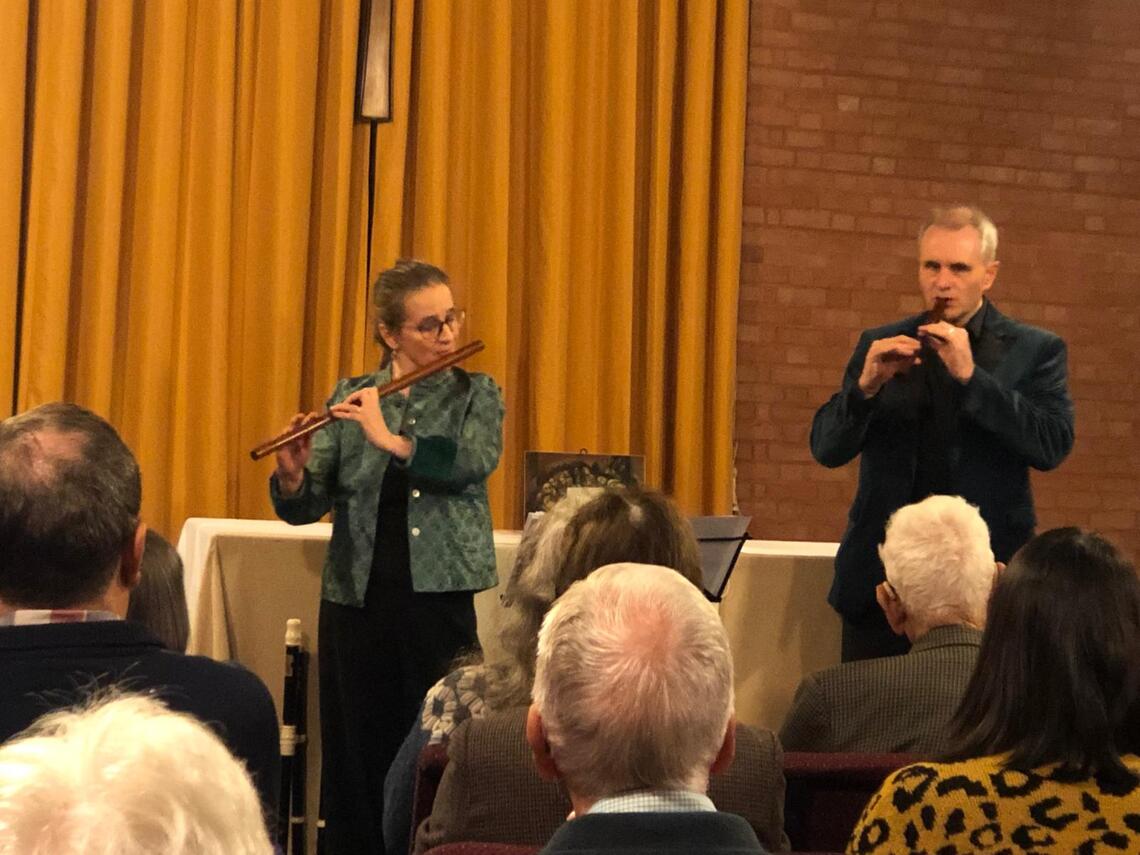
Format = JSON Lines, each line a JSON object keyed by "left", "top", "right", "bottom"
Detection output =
{"left": 2, "top": 0, "right": 747, "bottom": 536}
{"left": 1, "top": 0, "right": 371, "bottom": 537}
{"left": 373, "top": 0, "right": 748, "bottom": 524}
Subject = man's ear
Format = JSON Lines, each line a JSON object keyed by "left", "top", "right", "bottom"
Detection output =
{"left": 875, "top": 582, "right": 908, "bottom": 636}
{"left": 526, "top": 705, "right": 562, "bottom": 782}
{"left": 982, "top": 259, "right": 1000, "bottom": 292}
{"left": 119, "top": 523, "right": 146, "bottom": 590}
{"left": 710, "top": 715, "right": 737, "bottom": 776}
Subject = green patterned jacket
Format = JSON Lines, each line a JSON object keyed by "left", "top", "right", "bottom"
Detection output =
{"left": 270, "top": 364, "right": 504, "bottom": 606}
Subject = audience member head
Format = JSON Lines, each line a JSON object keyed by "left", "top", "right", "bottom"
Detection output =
{"left": 0, "top": 693, "right": 273, "bottom": 855}
{"left": 490, "top": 486, "right": 704, "bottom": 707}
{"left": 0, "top": 403, "right": 144, "bottom": 612}
{"left": 126, "top": 530, "right": 190, "bottom": 652}
{"left": 528, "top": 564, "right": 735, "bottom": 809}
{"left": 876, "top": 495, "right": 997, "bottom": 641}
{"left": 947, "top": 528, "right": 1140, "bottom": 786}
{"left": 554, "top": 487, "right": 704, "bottom": 597}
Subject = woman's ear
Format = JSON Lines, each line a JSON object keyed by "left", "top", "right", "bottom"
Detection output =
{"left": 377, "top": 323, "right": 400, "bottom": 353}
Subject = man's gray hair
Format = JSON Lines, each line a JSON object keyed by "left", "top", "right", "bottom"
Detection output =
{"left": 919, "top": 205, "right": 999, "bottom": 263}
{"left": 878, "top": 495, "right": 996, "bottom": 628}
{"left": 0, "top": 694, "right": 272, "bottom": 855}
{"left": 532, "top": 563, "right": 734, "bottom": 799}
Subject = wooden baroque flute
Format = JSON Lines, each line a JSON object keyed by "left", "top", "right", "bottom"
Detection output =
{"left": 914, "top": 297, "right": 949, "bottom": 345}
{"left": 249, "top": 339, "right": 486, "bottom": 461}
{"left": 880, "top": 298, "right": 948, "bottom": 364}
{"left": 925, "top": 297, "right": 947, "bottom": 326}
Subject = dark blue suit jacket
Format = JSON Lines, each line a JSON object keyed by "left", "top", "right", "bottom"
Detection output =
{"left": 811, "top": 301, "right": 1074, "bottom": 619}
{"left": 0, "top": 619, "right": 280, "bottom": 812}
{"left": 539, "top": 811, "right": 766, "bottom": 854}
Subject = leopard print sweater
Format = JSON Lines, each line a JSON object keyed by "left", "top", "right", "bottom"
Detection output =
{"left": 848, "top": 754, "right": 1140, "bottom": 854}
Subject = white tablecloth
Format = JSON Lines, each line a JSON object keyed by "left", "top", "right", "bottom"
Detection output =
{"left": 177, "top": 518, "right": 840, "bottom": 729}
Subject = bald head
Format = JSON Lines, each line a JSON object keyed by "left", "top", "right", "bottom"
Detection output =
{"left": 0, "top": 403, "right": 141, "bottom": 608}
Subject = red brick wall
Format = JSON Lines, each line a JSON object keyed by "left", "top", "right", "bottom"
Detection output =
{"left": 736, "top": 0, "right": 1140, "bottom": 562}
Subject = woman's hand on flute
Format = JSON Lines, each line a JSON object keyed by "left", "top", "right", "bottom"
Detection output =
{"left": 331, "top": 388, "right": 413, "bottom": 460}
{"left": 274, "top": 412, "right": 317, "bottom": 495}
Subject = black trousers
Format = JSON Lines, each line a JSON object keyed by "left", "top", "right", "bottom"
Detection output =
{"left": 841, "top": 607, "right": 911, "bottom": 663}
{"left": 318, "top": 580, "right": 478, "bottom": 855}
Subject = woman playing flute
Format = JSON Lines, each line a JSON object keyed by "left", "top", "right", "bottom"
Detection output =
{"left": 270, "top": 259, "right": 503, "bottom": 855}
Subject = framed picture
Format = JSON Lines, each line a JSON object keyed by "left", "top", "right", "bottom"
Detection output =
{"left": 522, "top": 451, "right": 645, "bottom": 521}
{"left": 356, "top": 0, "right": 393, "bottom": 122}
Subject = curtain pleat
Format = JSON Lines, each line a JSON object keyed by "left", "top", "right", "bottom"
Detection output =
{"left": 70, "top": 0, "right": 134, "bottom": 419}
{"left": 166, "top": 0, "right": 240, "bottom": 530}
{"left": 0, "top": 3, "right": 29, "bottom": 417}
{"left": 19, "top": 0, "right": 89, "bottom": 408}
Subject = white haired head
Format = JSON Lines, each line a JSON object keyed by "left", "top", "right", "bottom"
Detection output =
{"left": 878, "top": 495, "right": 996, "bottom": 631}
{"left": 531, "top": 563, "right": 734, "bottom": 800}
{"left": 0, "top": 694, "right": 272, "bottom": 855}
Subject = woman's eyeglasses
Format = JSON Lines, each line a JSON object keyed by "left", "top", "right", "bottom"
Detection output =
{"left": 405, "top": 309, "right": 465, "bottom": 341}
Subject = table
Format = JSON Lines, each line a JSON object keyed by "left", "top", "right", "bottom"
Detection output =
{"left": 718, "top": 539, "right": 844, "bottom": 728}
{"left": 177, "top": 518, "right": 841, "bottom": 842}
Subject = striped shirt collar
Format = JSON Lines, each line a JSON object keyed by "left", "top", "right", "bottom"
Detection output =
{"left": 0, "top": 609, "right": 122, "bottom": 627}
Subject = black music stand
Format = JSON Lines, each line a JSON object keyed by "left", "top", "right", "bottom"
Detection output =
{"left": 689, "top": 515, "right": 751, "bottom": 602}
